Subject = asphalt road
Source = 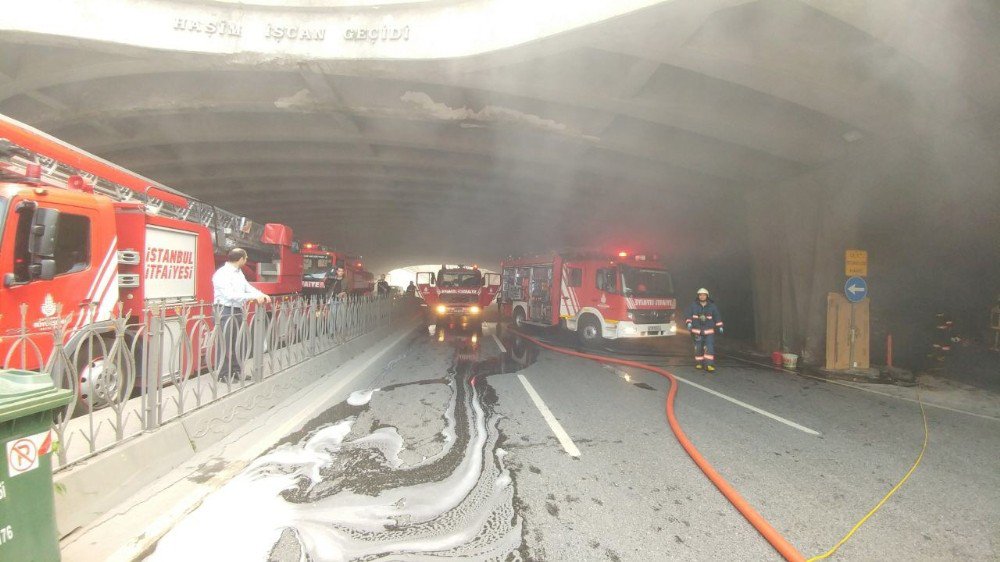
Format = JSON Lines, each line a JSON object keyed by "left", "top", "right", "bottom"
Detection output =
{"left": 147, "top": 317, "right": 1000, "bottom": 561}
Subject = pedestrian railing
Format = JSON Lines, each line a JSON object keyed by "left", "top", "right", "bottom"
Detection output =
{"left": 0, "top": 295, "right": 403, "bottom": 469}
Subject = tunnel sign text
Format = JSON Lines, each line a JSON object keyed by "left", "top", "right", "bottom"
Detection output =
{"left": 845, "top": 249, "right": 868, "bottom": 277}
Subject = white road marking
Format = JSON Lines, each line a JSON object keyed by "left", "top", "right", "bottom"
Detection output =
{"left": 516, "top": 374, "right": 581, "bottom": 457}
{"left": 610, "top": 367, "right": 821, "bottom": 436}
{"left": 492, "top": 333, "right": 507, "bottom": 354}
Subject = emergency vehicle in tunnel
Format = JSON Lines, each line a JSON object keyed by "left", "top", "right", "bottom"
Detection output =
{"left": 500, "top": 251, "right": 678, "bottom": 346}
{"left": 416, "top": 265, "right": 501, "bottom": 325}
{"left": 300, "top": 244, "right": 374, "bottom": 298}
{"left": 0, "top": 114, "right": 307, "bottom": 410}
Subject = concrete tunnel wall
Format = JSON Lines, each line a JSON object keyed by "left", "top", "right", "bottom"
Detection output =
{"left": 745, "top": 144, "right": 1000, "bottom": 366}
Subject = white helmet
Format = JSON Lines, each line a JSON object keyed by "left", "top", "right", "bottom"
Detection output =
{"left": 697, "top": 288, "right": 710, "bottom": 296}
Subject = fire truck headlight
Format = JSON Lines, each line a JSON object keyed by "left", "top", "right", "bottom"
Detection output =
{"left": 469, "top": 306, "right": 481, "bottom": 315}
{"left": 670, "top": 324, "right": 677, "bottom": 334}
{"left": 627, "top": 311, "right": 634, "bottom": 320}
{"left": 436, "top": 305, "right": 447, "bottom": 315}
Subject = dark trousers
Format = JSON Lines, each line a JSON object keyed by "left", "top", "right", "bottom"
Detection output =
{"left": 694, "top": 333, "right": 716, "bottom": 366}
{"left": 217, "top": 306, "right": 243, "bottom": 380}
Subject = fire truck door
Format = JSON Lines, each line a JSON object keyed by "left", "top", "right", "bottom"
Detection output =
{"left": 1, "top": 201, "right": 107, "bottom": 340}
{"left": 482, "top": 273, "right": 501, "bottom": 306}
{"left": 415, "top": 271, "right": 435, "bottom": 300}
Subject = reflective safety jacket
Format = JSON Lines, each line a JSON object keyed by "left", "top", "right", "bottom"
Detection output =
{"left": 685, "top": 300, "right": 723, "bottom": 335}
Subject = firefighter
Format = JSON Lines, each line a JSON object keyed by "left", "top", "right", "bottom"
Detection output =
{"left": 685, "top": 288, "right": 723, "bottom": 372}
{"left": 376, "top": 274, "right": 390, "bottom": 296}
{"left": 927, "top": 312, "right": 956, "bottom": 367}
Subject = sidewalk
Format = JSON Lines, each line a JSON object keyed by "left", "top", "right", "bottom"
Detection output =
{"left": 59, "top": 323, "right": 418, "bottom": 562}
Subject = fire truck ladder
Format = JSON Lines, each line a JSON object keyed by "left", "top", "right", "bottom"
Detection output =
{"left": 0, "top": 130, "right": 270, "bottom": 258}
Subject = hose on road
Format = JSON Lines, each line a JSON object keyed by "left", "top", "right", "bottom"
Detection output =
{"left": 511, "top": 329, "right": 806, "bottom": 562}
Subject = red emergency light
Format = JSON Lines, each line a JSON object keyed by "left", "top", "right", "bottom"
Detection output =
{"left": 304, "top": 242, "right": 315, "bottom": 249}
{"left": 24, "top": 163, "right": 41, "bottom": 182}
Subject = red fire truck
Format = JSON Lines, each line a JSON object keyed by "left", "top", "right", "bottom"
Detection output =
{"left": 416, "top": 265, "right": 501, "bottom": 325}
{"left": 300, "top": 244, "right": 374, "bottom": 298}
{"left": 0, "top": 114, "right": 306, "bottom": 409}
{"left": 499, "top": 251, "right": 677, "bottom": 346}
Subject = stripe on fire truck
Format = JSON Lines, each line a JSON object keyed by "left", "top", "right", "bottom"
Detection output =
{"left": 73, "top": 239, "right": 118, "bottom": 329}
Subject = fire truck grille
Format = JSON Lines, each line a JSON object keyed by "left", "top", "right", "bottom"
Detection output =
{"left": 440, "top": 293, "right": 477, "bottom": 304}
{"left": 630, "top": 310, "right": 673, "bottom": 324}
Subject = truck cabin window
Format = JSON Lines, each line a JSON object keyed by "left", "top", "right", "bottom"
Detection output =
{"left": 437, "top": 271, "right": 482, "bottom": 288}
{"left": 303, "top": 255, "right": 332, "bottom": 275}
{"left": 12, "top": 208, "right": 90, "bottom": 282}
{"left": 596, "top": 268, "right": 617, "bottom": 294}
{"left": 620, "top": 265, "right": 673, "bottom": 297}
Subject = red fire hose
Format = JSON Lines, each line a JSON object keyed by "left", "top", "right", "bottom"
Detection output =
{"left": 512, "top": 330, "right": 805, "bottom": 562}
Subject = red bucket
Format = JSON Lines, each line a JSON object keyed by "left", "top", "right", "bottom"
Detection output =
{"left": 771, "top": 351, "right": 784, "bottom": 366}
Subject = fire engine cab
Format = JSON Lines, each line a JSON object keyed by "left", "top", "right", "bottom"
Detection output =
{"left": 0, "top": 114, "right": 304, "bottom": 409}
{"left": 500, "top": 251, "right": 677, "bottom": 346}
{"left": 300, "top": 244, "right": 374, "bottom": 298}
{"left": 416, "top": 265, "right": 500, "bottom": 323}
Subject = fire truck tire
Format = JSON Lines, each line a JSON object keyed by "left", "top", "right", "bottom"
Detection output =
{"left": 73, "top": 333, "right": 128, "bottom": 414}
{"left": 513, "top": 307, "right": 526, "bottom": 328}
{"left": 578, "top": 315, "right": 604, "bottom": 347}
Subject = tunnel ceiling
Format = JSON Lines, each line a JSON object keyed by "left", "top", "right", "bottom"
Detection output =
{"left": 1, "top": 0, "right": 998, "bottom": 272}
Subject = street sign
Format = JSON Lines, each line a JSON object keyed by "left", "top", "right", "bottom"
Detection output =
{"left": 845, "top": 250, "right": 868, "bottom": 277}
{"left": 845, "top": 276, "right": 868, "bottom": 303}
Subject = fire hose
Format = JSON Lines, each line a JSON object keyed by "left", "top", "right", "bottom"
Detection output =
{"left": 511, "top": 328, "right": 931, "bottom": 562}
{"left": 511, "top": 329, "right": 806, "bottom": 561}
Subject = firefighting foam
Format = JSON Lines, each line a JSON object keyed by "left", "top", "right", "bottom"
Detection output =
{"left": 146, "top": 374, "right": 520, "bottom": 561}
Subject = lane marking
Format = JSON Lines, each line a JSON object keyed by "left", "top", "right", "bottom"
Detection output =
{"left": 727, "top": 355, "right": 1000, "bottom": 422}
{"left": 516, "top": 374, "right": 581, "bottom": 457}
{"left": 491, "top": 333, "right": 507, "bottom": 354}
{"left": 611, "top": 367, "right": 821, "bottom": 436}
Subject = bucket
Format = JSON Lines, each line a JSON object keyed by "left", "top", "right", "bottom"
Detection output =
{"left": 771, "top": 351, "right": 783, "bottom": 366}
{"left": 782, "top": 353, "right": 799, "bottom": 369}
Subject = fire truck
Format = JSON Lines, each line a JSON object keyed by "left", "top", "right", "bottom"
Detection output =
{"left": 499, "top": 251, "right": 677, "bottom": 346}
{"left": 0, "top": 114, "right": 306, "bottom": 409}
{"left": 300, "top": 244, "right": 374, "bottom": 298}
{"left": 415, "top": 265, "right": 501, "bottom": 325}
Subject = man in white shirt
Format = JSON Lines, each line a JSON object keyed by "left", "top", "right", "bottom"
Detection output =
{"left": 213, "top": 248, "right": 271, "bottom": 382}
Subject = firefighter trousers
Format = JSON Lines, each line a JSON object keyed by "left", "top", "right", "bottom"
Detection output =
{"left": 693, "top": 333, "right": 715, "bottom": 367}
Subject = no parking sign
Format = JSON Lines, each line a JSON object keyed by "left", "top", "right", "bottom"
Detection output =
{"left": 5, "top": 430, "right": 52, "bottom": 477}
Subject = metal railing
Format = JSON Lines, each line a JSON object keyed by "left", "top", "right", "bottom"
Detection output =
{"left": 0, "top": 295, "right": 402, "bottom": 469}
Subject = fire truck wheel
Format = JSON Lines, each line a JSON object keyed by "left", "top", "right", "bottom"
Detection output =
{"left": 74, "top": 334, "right": 127, "bottom": 414}
{"left": 513, "top": 307, "right": 526, "bottom": 328}
{"left": 578, "top": 315, "right": 604, "bottom": 347}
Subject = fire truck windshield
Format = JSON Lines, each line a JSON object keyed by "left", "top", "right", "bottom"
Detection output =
{"left": 621, "top": 265, "right": 673, "bottom": 297}
{"left": 438, "top": 271, "right": 482, "bottom": 288}
{"left": 303, "top": 255, "right": 332, "bottom": 275}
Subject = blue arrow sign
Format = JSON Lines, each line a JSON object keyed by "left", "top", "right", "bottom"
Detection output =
{"left": 845, "top": 276, "right": 868, "bottom": 303}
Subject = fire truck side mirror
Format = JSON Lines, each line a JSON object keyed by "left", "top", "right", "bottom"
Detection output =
{"left": 28, "top": 207, "right": 60, "bottom": 257}
{"left": 32, "top": 259, "right": 56, "bottom": 281}
{"left": 416, "top": 272, "right": 433, "bottom": 286}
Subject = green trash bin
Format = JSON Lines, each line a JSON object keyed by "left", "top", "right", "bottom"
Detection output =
{"left": 0, "top": 369, "right": 73, "bottom": 562}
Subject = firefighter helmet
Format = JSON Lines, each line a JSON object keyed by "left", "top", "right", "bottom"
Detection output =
{"left": 697, "top": 288, "right": 710, "bottom": 296}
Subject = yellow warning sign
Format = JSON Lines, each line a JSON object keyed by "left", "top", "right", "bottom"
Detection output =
{"left": 845, "top": 250, "right": 868, "bottom": 277}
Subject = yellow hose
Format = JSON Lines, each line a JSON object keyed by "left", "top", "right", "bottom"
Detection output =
{"left": 807, "top": 384, "right": 929, "bottom": 561}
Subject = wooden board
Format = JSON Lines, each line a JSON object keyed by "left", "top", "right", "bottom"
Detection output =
{"left": 826, "top": 292, "right": 869, "bottom": 370}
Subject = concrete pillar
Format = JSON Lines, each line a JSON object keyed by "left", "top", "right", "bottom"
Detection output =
{"left": 744, "top": 148, "right": 900, "bottom": 364}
